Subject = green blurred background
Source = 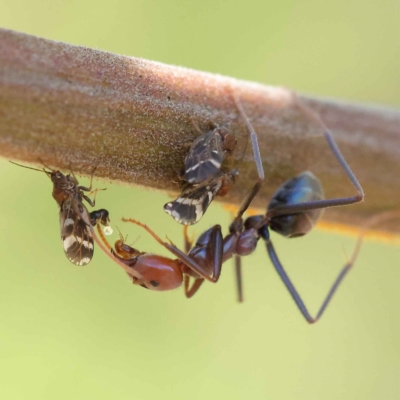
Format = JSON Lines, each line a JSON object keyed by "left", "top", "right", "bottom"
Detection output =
{"left": 1, "top": 1, "right": 399, "bottom": 399}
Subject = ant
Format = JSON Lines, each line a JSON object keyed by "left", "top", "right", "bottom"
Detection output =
{"left": 99, "top": 96, "right": 365, "bottom": 324}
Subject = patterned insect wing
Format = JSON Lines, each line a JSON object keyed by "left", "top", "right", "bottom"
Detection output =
{"left": 60, "top": 198, "right": 94, "bottom": 266}
{"left": 184, "top": 129, "right": 224, "bottom": 184}
{"left": 164, "top": 179, "right": 223, "bottom": 225}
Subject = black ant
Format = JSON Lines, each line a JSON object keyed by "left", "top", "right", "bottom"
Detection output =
{"left": 98, "top": 97, "right": 365, "bottom": 323}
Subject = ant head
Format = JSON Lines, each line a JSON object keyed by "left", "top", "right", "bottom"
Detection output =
{"left": 114, "top": 238, "right": 143, "bottom": 259}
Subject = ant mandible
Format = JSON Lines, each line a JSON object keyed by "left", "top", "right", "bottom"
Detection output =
{"left": 101, "top": 95, "right": 364, "bottom": 323}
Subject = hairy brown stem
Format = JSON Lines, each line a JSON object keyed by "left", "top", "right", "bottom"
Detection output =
{"left": 0, "top": 28, "right": 399, "bottom": 233}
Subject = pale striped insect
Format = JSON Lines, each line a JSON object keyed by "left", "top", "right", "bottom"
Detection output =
{"left": 10, "top": 161, "right": 110, "bottom": 265}
{"left": 164, "top": 170, "right": 238, "bottom": 226}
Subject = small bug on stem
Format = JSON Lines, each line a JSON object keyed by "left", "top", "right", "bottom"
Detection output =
{"left": 164, "top": 96, "right": 262, "bottom": 226}
{"left": 10, "top": 161, "right": 110, "bottom": 266}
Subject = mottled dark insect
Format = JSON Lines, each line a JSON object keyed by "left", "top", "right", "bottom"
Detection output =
{"left": 106, "top": 100, "right": 366, "bottom": 324}
{"left": 164, "top": 97, "right": 262, "bottom": 226}
{"left": 183, "top": 126, "right": 237, "bottom": 184}
{"left": 164, "top": 170, "right": 238, "bottom": 226}
{"left": 10, "top": 161, "right": 109, "bottom": 266}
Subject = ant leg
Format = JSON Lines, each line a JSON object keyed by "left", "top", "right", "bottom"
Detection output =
{"left": 184, "top": 276, "right": 205, "bottom": 298}
{"left": 266, "top": 131, "right": 364, "bottom": 219}
{"left": 233, "top": 95, "right": 265, "bottom": 182}
{"left": 123, "top": 218, "right": 224, "bottom": 283}
{"left": 267, "top": 102, "right": 364, "bottom": 220}
{"left": 233, "top": 95, "right": 265, "bottom": 219}
{"left": 266, "top": 210, "right": 400, "bottom": 323}
{"left": 182, "top": 225, "right": 201, "bottom": 296}
{"left": 294, "top": 93, "right": 363, "bottom": 198}
{"left": 183, "top": 225, "right": 193, "bottom": 253}
{"left": 206, "top": 225, "right": 224, "bottom": 282}
{"left": 235, "top": 255, "right": 244, "bottom": 302}
{"left": 183, "top": 224, "right": 215, "bottom": 296}
{"left": 266, "top": 239, "right": 355, "bottom": 324}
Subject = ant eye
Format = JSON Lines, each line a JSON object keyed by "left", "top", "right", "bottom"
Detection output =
{"left": 150, "top": 280, "right": 160, "bottom": 287}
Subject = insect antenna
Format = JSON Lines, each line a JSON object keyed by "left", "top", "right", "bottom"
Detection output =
{"left": 37, "top": 158, "right": 54, "bottom": 172}
{"left": 9, "top": 161, "right": 52, "bottom": 177}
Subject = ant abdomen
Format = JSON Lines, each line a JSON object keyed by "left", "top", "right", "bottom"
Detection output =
{"left": 268, "top": 171, "right": 324, "bottom": 238}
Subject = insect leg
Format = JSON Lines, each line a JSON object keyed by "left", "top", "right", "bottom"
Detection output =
{"left": 266, "top": 239, "right": 355, "bottom": 324}
{"left": 235, "top": 255, "right": 244, "bottom": 302}
{"left": 184, "top": 276, "right": 205, "bottom": 298}
{"left": 78, "top": 165, "right": 99, "bottom": 193}
{"left": 81, "top": 188, "right": 106, "bottom": 207}
{"left": 182, "top": 225, "right": 204, "bottom": 296}
{"left": 233, "top": 95, "right": 265, "bottom": 182}
{"left": 183, "top": 225, "right": 193, "bottom": 253}
{"left": 267, "top": 97, "right": 365, "bottom": 220}
{"left": 265, "top": 209, "right": 400, "bottom": 323}
{"left": 233, "top": 95, "right": 265, "bottom": 219}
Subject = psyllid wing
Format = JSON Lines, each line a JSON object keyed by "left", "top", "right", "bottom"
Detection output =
{"left": 164, "top": 179, "right": 223, "bottom": 225}
{"left": 184, "top": 129, "right": 224, "bottom": 184}
{"left": 60, "top": 198, "right": 94, "bottom": 266}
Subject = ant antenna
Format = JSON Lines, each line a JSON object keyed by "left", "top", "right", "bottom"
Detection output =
{"left": 115, "top": 225, "right": 140, "bottom": 246}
